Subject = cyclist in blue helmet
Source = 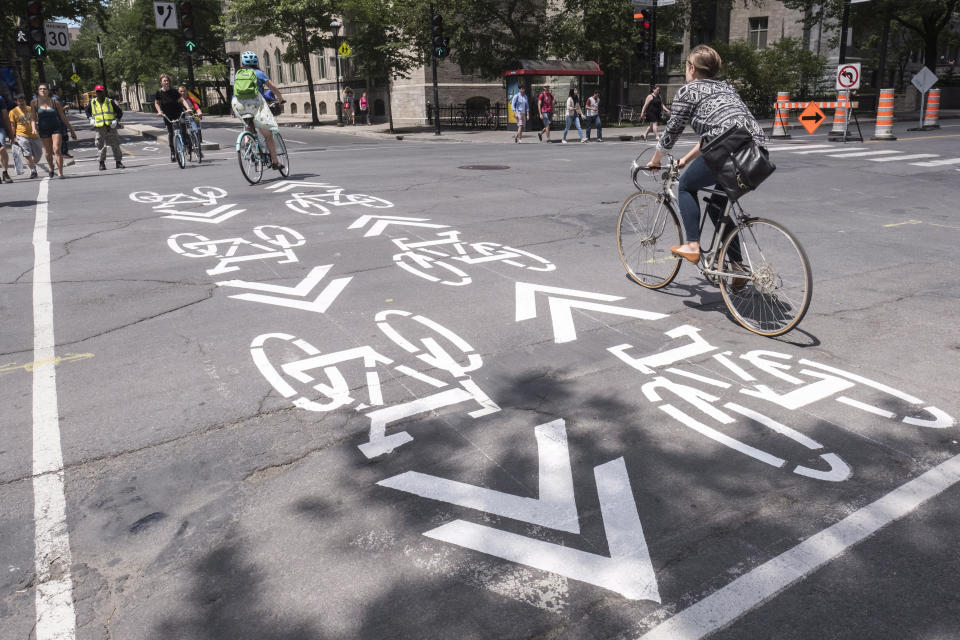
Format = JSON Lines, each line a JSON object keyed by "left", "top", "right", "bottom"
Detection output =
{"left": 232, "top": 51, "right": 285, "bottom": 170}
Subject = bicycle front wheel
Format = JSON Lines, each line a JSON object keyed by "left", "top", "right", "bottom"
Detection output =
{"left": 617, "top": 191, "right": 683, "bottom": 289}
{"left": 175, "top": 135, "right": 186, "bottom": 169}
{"left": 190, "top": 129, "right": 203, "bottom": 163}
{"left": 237, "top": 132, "right": 263, "bottom": 184}
{"left": 274, "top": 133, "right": 290, "bottom": 177}
{"left": 719, "top": 218, "right": 812, "bottom": 337}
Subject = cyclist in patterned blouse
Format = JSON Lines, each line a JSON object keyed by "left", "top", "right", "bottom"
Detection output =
{"left": 647, "top": 45, "right": 767, "bottom": 263}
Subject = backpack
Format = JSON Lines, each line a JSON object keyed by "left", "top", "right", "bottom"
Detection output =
{"left": 234, "top": 68, "right": 259, "bottom": 100}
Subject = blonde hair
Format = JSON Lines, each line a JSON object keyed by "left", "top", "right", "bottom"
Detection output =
{"left": 687, "top": 45, "right": 721, "bottom": 79}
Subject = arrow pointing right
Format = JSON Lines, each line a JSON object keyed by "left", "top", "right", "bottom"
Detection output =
{"left": 801, "top": 113, "right": 823, "bottom": 123}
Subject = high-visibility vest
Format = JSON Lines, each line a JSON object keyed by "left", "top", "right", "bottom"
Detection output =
{"left": 90, "top": 98, "right": 116, "bottom": 127}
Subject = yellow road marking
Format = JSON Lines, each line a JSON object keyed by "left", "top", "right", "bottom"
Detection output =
{"left": 0, "top": 353, "right": 94, "bottom": 375}
{"left": 883, "top": 219, "right": 922, "bottom": 228}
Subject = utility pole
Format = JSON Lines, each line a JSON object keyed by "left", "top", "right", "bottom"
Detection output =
{"left": 649, "top": 4, "right": 657, "bottom": 88}
{"left": 838, "top": 0, "right": 851, "bottom": 64}
{"left": 96, "top": 35, "right": 107, "bottom": 88}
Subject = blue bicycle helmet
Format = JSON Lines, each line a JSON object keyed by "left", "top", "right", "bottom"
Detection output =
{"left": 240, "top": 51, "right": 258, "bottom": 67}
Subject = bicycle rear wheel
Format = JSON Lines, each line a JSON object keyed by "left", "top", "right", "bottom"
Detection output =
{"left": 617, "top": 191, "right": 683, "bottom": 289}
{"left": 274, "top": 133, "right": 290, "bottom": 177}
{"left": 175, "top": 134, "right": 186, "bottom": 169}
{"left": 719, "top": 218, "right": 812, "bottom": 337}
{"left": 190, "top": 128, "right": 203, "bottom": 163}
{"left": 237, "top": 132, "right": 263, "bottom": 184}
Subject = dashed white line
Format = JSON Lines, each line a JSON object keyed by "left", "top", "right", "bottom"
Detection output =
{"left": 825, "top": 150, "right": 900, "bottom": 158}
{"left": 766, "top": 144, "right": 833, "bottom": 152}
{"left": 910, "top": 157, "right": 960, "bottom": 167}
{"left": 31, "top": 178, "right": 78, "bottom": 640}
{"left": 869, "top": 153, "right": 939, "bottom": 162}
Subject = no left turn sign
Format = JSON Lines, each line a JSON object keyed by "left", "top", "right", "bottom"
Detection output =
{"left": 836, "top": 63, "right": 861, "bottom": 90}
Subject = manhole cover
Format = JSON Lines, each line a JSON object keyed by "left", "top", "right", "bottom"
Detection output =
{"left": 458, "top": 165, "right": 510, "bottom": 170}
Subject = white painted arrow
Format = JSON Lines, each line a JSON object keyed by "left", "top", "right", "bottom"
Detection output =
{"left": 515, "top": 282, "right": 666, "bottom": 343}
{"left": 422, "top": 457, "right": 661, "bottom": 602}
{"left": 264, "top": 180, "right": 334, "bottom": 193}
{"left": 377, "top": 419, "right": 579, "bottom": 532}
{"left": 349, "top": 214, "right": 449, "bottom": 237}
{"left": 162, "top": 203, "right": 245, "bottom": 224}
{"left": 216, "top": 265, "right": 352, "bottom": 313}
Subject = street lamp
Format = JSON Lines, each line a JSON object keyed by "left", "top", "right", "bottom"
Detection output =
{"left": 330, "top": 18, "right": 344, "bottom": 126}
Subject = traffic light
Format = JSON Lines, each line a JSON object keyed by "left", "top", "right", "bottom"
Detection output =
{"left": 431, "top": 12, "right": 449, "bottom": 58}
{"left": 179, "top": 1, "right": 197, "bottom": 52}
{"left": 27, "top": 0, "right": 45, "bottom": 57}
{"left": 635, "top": 7, "right": 652, "bottom": 60}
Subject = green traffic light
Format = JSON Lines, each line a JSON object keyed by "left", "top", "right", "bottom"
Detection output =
{"left": 186, "top": 41, "right": 197, "bottom": 51}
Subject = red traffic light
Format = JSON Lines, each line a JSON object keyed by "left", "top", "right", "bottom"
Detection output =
{"left": 27, "top": 0, "right": 42, "bottom": 14}
{"left": 643, "top": 20, "right": 650, "bottom": 29}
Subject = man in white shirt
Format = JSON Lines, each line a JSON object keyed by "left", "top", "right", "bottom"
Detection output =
{"left": 584, "top": 90, "right": 603, "bottom": 142}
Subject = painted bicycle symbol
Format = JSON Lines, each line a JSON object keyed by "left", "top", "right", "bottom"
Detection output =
{"left": 392, "top": 230, "right": 556, "bottom": 286}
{"left": 283, "top": 187, "right": 394, "bottom": 216}
{"left": 167, "top": 225, "right": 305, "bottom": 275}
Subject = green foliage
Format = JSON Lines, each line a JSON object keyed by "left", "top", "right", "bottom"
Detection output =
{"left": 713, "top": 37, "right": 828, "bottom": 115}
{"left": 546, "top": 0, "right": 637, "bottom": 71}
{"left": 340, "top": 0, "right": 423, "bottom": 82}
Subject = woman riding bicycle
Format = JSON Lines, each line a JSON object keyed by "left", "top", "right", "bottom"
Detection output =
{"left": 155, "top": 73, "right": 195, "bottom": 162}
{"left": 646, "top": 45, "right": 768, "bottom": 264}
{"left": 231, "top": 51, "right": 285, "bottom": 171}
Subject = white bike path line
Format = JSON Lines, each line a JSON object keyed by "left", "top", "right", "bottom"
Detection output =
{"left": 637, "top": 451, "right": 960, "bottom": 640}
{"left": 31, "top": 177, "right": 78, "bottom": 639}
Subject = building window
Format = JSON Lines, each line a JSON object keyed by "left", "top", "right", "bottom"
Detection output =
{"left": 262, "top": 51, "right": 270, "bottom": 75}
{"left": 317, "top": 54, "right": 327, "bottom": 79}
{"left": 275, "top": 48, "right": 284, "bottom": 83}
{"left": 748, "top": 17, "right": 768, "bottom": 49}
{"left": 291, "top": 103, "right": 298, "bottom": 114}
{"left": 303, "top": 101, "right": 310, "bottom": 114}
{"left": 319, "top": 101, "right": 327, "bottom": 115}
{"left": 290, "top": 62, "right": 297, "bottom": 82}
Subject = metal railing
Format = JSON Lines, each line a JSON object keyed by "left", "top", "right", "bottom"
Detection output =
{"left": 426, "top": 103, "right": 506, "bottom": 130}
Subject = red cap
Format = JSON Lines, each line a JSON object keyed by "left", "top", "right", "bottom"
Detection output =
{"left": 94, "top": 84, "right": 105, "bottom": 92}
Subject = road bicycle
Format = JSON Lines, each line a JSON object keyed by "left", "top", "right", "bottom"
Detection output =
{"left": 236, "top": 102, "right": 290, "bottom": 185}
{"left": 184, "top": 112, "right": 203, "bottom": 163}
{"left": 616, "top": 149, "right": 812, "bottom": 337}
{"left": 160, "top": 112, "right": 200, "bottom": 168}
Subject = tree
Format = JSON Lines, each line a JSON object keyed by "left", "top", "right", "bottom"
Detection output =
{"left": 782, "top": 0, "right": 959, "bottom": 76}
{"left": 227, "top": 0, "right": 335, "bottom": 125}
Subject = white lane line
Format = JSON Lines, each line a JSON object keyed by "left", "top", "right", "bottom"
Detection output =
{"left": 637, "top": 452, "right": 960, "bottom": 640}
{"left": 766, "top": 144, "right": 833, "bottom": 152}
{"left": 31, "top": 178, "right": 78, "bottom": 640}
{"left": 791, "top": 147, "right": 852, "bottom": 154}
{"left": 825, "top": 150, "right": 900, "bottom": 158}
{"left": 910, "top": 157, "right": 960, "bottom": 167}
{"left": 284, "top": 138, "right": 307, "bottom": 144}
{"left": 869, "top": 153, "right": 939, "bottom": 162}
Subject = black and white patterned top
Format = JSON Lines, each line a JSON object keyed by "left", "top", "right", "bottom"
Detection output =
{"left": 656, "top": 79, "right": 766, "bottom": 152}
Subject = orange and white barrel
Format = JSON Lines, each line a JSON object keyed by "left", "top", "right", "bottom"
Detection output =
{"left": 871, "top": 89, "right": 896, "bottom": 140}
{"left": 923, "top": 88, "right": 941, "bottom": 129}
{"left": 771, "top": 91, "right": 791, "bottom": 139}
{"left": 828, "top": 90, "right": 849, "bottom": 140}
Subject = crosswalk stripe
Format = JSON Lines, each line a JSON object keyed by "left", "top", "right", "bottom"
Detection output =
{"left": 910, "top": 157, "right": 960, "bottom": 167}
{"left": 870, "top": 154, "right": 939, "bottom": 162}
{"left": 792, "top": 147, "right": 852, "bottom": 154}
{"left": 825, "top": 150, "right": 900, "bottom": 158}
{"left": 767, "top": 144, "right": 833, "bottom": 152}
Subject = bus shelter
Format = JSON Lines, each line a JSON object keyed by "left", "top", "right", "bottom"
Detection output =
{"left": 503, "top": 60, "right": 603, "bottom": 131}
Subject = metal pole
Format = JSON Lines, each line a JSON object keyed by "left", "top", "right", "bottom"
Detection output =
{"left": 919, "top": 90, "right": 925, "bottom": 130}
{"left": 186, "top": 53, "right": 195, "bottom": 93}
{"left": 838, "top": 0, "right": 850, "bottom": 64}
{"left": 430, "top": 4, "right": 441, "bottom": 136}
{"left": 650, "top": 4, "right": 657, "bottom": 88}
{"left": 334, "top": 31, "right": 343, "bottom": 125}
{"left": 877, "top": 10, "right": 891, "bottom": 88}
{"left": 96, "top": 35, "right": 107, "bottom": 88}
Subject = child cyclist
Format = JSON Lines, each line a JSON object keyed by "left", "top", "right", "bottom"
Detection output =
{"left": 232, "top": 51, "right": 285, "bottom": 170}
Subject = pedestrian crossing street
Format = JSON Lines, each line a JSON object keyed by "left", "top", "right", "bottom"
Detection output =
{"left": 765, "top": 143, "right": 960, "bottom": 168}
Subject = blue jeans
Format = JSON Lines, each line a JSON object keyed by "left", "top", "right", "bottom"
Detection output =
{"left": 562, "top": 115, "right": 583, "bottom": 140}
{"left": 676, "top": 156, "right": 718, "bottom": 243}
{"left": 585, "top": 114, "right": 602, "bottom": 140}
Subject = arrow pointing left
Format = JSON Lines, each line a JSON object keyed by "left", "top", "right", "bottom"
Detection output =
{"left": 515, "top": 282, "right": 666, "bottom": 343}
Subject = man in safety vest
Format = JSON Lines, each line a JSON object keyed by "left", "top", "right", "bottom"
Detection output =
{"left": 85, "top": 84, "right": 125, "bottom": 171}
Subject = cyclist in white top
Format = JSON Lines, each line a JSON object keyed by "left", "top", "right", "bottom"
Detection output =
{"left": 232, "top": 51, "right": 285, "bottom": 169}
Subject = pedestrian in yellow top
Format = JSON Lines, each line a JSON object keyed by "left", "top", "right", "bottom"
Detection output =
{"left": 85, "top": 84, "right": 125, "bottom": 170}
{"left": 9, "top": 95, "right": 41, "bottom": 179}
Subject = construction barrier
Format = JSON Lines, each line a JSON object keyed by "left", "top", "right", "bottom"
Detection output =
{"left": 827, "top": 90, "right": 849, "bottom": 141}
{"left": 923, "top": 87, "right": 941, "bottom": 129}
{"left": 771, "top": 91, "right": 791, "bottom": 139}
{"left": 871, "top": 88, "right": 896, "bottom": 140}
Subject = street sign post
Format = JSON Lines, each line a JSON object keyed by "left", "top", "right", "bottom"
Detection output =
{"left": 799, "top": 102, "right": 826, "bottom": 134}
{"left": 154, "top": 1, "right": 177, "bottom": 29}
{"left": 910, "top": 66, "right": 938, "bottom": 131}
{"left": 836, "top": 63, "right": 860, "bottom": 91}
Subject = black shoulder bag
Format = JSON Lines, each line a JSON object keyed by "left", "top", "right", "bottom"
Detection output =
{"left": 699, "top": 126, "right": 775, "bottom": 202}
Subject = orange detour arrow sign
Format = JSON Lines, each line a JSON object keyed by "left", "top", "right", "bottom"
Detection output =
{"left": 799, "top": 102, "right": 826, "bottom": 134}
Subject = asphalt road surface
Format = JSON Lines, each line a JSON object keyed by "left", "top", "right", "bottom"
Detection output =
{"left": 2, "top": 113, "right": 959, "bottom": 640}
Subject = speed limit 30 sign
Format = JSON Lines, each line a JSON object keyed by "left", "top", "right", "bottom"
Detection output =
{"left": 44, "top": 22, "right": 70, "bottom": 51}
{"left": 836, "top": 63, "right": 861, "bottom": 91}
